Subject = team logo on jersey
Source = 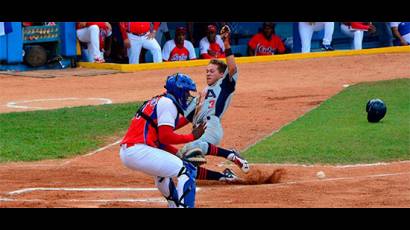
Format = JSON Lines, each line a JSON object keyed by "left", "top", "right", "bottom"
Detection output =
{"left": 205, "top": 89, "right": 216, "bottom": 99}
{"left": 170, "top": 54, "right": 188, "bottom": 61}
{"left": 256, "top": 44, "right": 276, "bottom": 55}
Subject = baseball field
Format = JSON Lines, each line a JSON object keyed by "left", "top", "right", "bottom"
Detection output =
{"left": 0, "top": 49, "right": 409, "bottom": 207}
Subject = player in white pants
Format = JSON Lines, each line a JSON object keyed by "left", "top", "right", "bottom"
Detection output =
{"left": 119, "top": 74, "right": 205, "bottom": 208}
{"left": 298, "top": 22, "right": 335, "bottom": 53}
{"left": 127, "top": 32, "right": 162, "bottom": 64}
{"left": 340, "top": 22, "right": 376, "bottom": 50}
{"left": 76, "top": 22, "right": 111, "bottom": 62}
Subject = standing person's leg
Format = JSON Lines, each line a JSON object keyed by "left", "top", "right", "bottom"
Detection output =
{"left": 322, "top": 22, "right": 334, "bottom": 46}
{"left": 119, "top": 144, "right": 197, "bottom": 208}
{"left": 299, "top": 22, "right": 314, "bottom": 53}
{"left": 77, "top": 26, "right": 101, "bottom": 62}
{"left": 86, "top": 25, "right": 102, "bottom": 61}
{"left": 142, "top": 35, "right": 163, "bottom": 63}
{"left": 353, "top": 30, "right": 364, "bottom": 50}
{"left": 127, "top": 33, "right": 143, "bottom": 64}
{"left": 340, "top": 24, "right": 355, "bottom": 49}
{"left": 76, "top": 28, "right": 92, "bottom": 62}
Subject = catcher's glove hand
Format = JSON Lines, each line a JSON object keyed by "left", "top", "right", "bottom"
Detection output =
{"left": 177, "top": 148, "right": 207, "bottom": 166}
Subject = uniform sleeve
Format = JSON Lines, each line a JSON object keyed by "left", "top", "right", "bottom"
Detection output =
{"left": 119, "top": 22, "right": 129, "bottom": 40}
{"left": 199, "top": 37, "right": 209, "bottom": 55}
{"left": 248, "top": 35, "right": 258, "bottom": 50}
{"left": 156, "top": 97, "right": 178, "bottom": 127}
{"left": 162, "top": 41, "right": 171, "bottom": 61}
{"left": 186, "top": 41, "right": 197, "bottom": 60}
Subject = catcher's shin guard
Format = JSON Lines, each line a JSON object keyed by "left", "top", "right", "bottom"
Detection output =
{"left": 176, "top": 161, "right": 198, "bottom": 208}
{"left": 155, "top": 177, "right": 179, "bottom": 208}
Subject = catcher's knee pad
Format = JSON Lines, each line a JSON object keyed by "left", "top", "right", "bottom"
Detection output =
{"left": 176, "top": 161, "right": 197, "bottom": 208}
{"left": 155, "top": 177, "right": 179, "bottom": 208}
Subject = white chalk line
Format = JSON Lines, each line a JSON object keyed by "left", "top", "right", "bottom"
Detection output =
{"left": 8, "top": 187, "right": 157, "bottom": 195}
{"left": 7, "top": 187, "right": 202, "bottom": 196}
{"left": 2, "top": 186, "right": 202, "bottom": 205}
{"left": 245, "top": 160, "right": 410, "bottom": 168}
{"left": 59, "top": 139, "right": 122, "bottom": 166}
{"left": 6, "top": 97, "right": 112, "bottom": 110}
{"left": 0, "top": 197, "right": 167, "bottom": 204}
{"left": 231, "top": 171, "right": 410, "bottom": 190}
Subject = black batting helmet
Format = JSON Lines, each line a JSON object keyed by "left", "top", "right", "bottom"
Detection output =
{"left": 366, "top": 98, "right": 387, "bottom": 123}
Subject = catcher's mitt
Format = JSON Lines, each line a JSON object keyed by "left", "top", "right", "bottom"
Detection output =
{"left": 177, "top": 148, "right": 207, "bottom": 166}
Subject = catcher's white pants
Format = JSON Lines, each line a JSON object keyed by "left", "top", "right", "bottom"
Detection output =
{"left": 299, "top": 22, "right": 334, "bottom": 53}
{"left": 77, "top": 25, "right": 103, "bottom": 62}
{"left": 119, "top": 144, "right": 193, "bottom": 208}
{"left": 127, "top": 33, "right": 162, "bottom": 64}
{"left": 340, "top": 24, "right": 364, "bottom": 50}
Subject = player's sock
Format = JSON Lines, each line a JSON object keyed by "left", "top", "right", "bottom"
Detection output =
{"left": 196, "top": 166, "right": 224, "bottom": 181}
{"left": 207, "top": 143, "right": 233, "bottom": 159}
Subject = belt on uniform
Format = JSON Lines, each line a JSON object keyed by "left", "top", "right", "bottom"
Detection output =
{"left": 129, "top": 31, "right": 149, "bottom": 36}
{"left": 122, "top": 143, "right": 137, "bottom": 149}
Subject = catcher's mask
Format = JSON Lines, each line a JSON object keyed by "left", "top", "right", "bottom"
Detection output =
{"left": 164, "top": 73, "right": 197, "bottom": 111}
{"left": 366, "top": 98, "right": 387, "bottom": 123}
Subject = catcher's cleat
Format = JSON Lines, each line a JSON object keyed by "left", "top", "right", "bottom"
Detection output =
{"left": 228, "top": 149, "right": 250, "bottom": 174}
{"left": 219, "top": 168, "right": 240, "bottom": 182}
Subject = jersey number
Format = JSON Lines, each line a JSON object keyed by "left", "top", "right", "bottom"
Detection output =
{"left": 209, "top": 100, "right": 216, "bottom": 109}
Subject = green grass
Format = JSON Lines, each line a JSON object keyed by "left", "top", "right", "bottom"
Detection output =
{"left": 243, "top": 78, "right": 410, "bottom": 164}
{"left": 0, "top": 102, "right": 141, "bottom": 162}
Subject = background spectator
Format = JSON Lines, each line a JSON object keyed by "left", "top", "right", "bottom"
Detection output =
{"left": 119, "top": 22, "right": 162, "bottom": 64}
{"left": 187, "top": 22, "right": 218, "bottom": 47}
{"left": 390, "top": 22, "right": 410, "bottom": 46}
{"left": 374, "top": 22, "right": 393, "bottom": 47}
{"left": 340, "top": 22, "right": 376, "bottom": 50}
{"left": 155, "top": 22, "right": 171, "bottom": 46}
{"left": 199, "top": 24, "right": 225, "bottom": 59}
{"left": 248, "top": 22, "right": 286, "bottom": 56}
{"left": 298, "top": 22, "right": 335, "bottom": 53}
{"left": 76, "top": 22, "right": 112, "bottom": 63}
{"left": 162, "top": 27, "right": 196, "bottom": 61}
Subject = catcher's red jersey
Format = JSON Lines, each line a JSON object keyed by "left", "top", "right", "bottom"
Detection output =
{"left": 121, "top": 96, "right": 161, "bottom": 148}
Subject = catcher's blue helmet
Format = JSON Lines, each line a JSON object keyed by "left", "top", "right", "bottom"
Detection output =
{"left": 165, "top": 73, "right": 197, "bottom": 111}
{"left": 366, "top": 98, "right": 387, "bottom": 123}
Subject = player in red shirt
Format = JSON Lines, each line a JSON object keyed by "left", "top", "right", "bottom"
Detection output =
{"left": 119, "top": 22, "right": 162, "bottom": 64}
{"left": 248, "top": 22, "right": 286, "bottom": 56}
{"left": 199, "top": 25, "right": 225, "bottom": 59}
{"left": 162, "top": 27, "right": 196, "bottom": 61}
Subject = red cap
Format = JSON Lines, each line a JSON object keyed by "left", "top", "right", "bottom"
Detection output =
{"left": 176, "top": 27, "right": 186, "bottom": 34}
{"left": 207, "top": 25, "right": 217, "bottom": 33}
